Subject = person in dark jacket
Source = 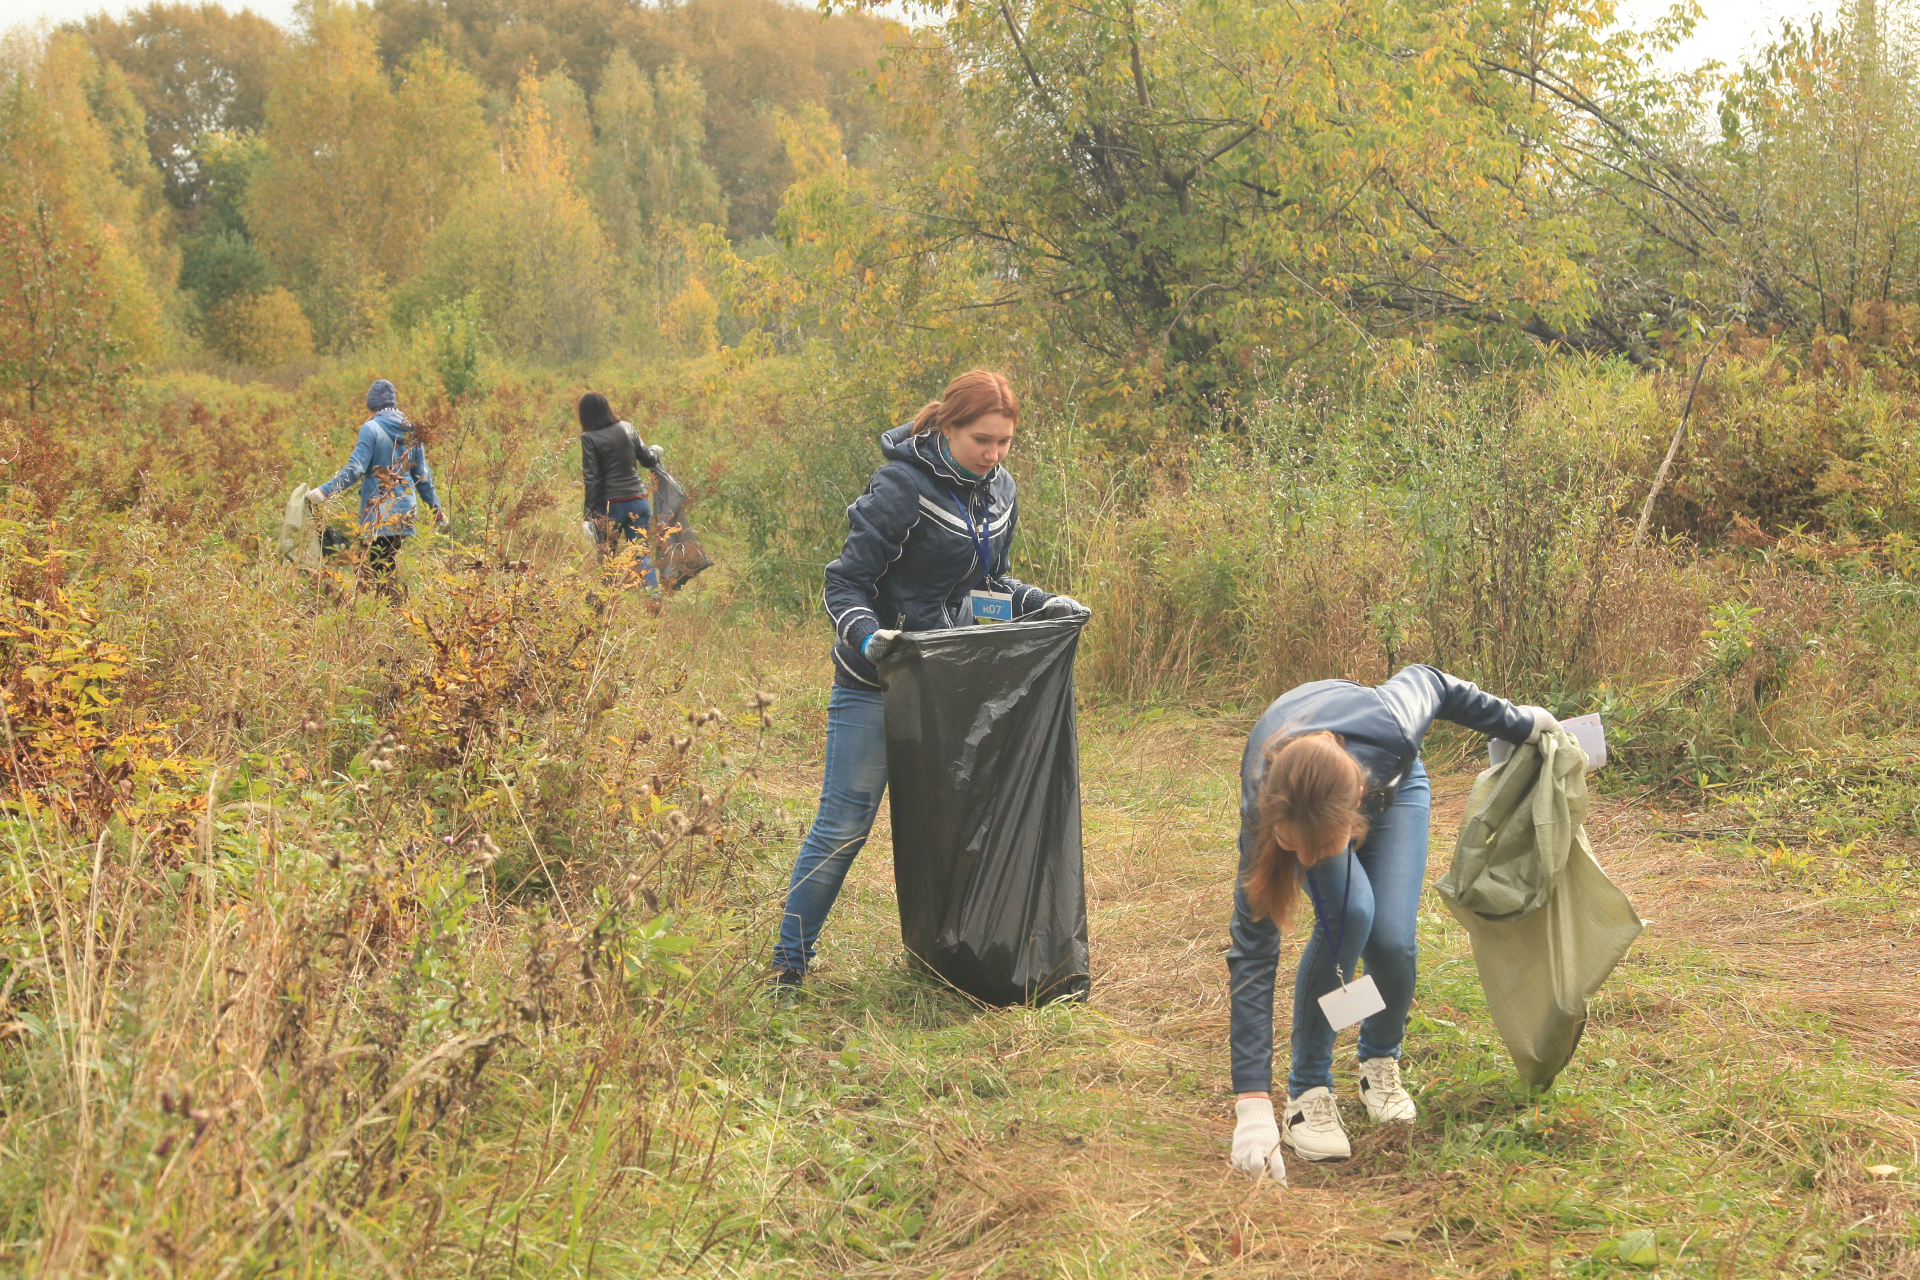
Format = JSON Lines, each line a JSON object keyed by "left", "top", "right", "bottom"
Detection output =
{"left": 578, "top": 392, "right": 662, "bottom": 586}
{"left": 1226, "top": 667, "right": 1558, "bottom": 1182}
{"left": 308, "top": 378, "right": 444, "bottom": 583}
{"left": 772, "top": 370, "right": 1088, "bottom": 989}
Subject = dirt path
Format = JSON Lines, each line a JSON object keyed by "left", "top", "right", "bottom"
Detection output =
{"left": 782, "top": 702, "right": 1920, "bottom": 1276}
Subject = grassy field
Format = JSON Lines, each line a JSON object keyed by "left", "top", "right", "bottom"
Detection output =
{"left": 2, "top": 399, "right": 1918, "bottom": 1276}
{"left": 721, "top": 634, "right": 1920, "bottom": 1278}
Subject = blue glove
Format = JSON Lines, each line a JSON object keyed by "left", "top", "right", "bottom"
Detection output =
{"left": 862, "top": 629, "right": 900, "bottom": 660}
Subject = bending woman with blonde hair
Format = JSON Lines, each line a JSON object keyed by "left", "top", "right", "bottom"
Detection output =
{"left": 770, "top": 370, "right": 1087, "bottom": 990}
{"left": 1227, "top": 667, "right": 1558, "bottom": 1181}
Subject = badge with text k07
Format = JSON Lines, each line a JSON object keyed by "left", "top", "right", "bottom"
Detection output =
{"left": 1317, "top": 973, "right": 1387, "bottom": 1032}
{"left": 968, "top": 590, "right": 1013, "bottom": 623}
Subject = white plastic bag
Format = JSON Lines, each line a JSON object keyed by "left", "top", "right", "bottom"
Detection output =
{"left": 278, "top": 483, "right": 322, "bottom": 568}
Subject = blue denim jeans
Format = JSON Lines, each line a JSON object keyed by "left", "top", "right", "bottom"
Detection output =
{"left": 773, "top": 685, "right": 888, "bottom": 975}
{"left": 1287, "top": 760, "right": 1431, "bottom": 1096}
{"left": 594, "top": 496, "right": 656, "bottom": 588}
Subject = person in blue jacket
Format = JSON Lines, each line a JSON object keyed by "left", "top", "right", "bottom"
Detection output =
{"left": 1226, "top": 667, "right": 1558, "bottom": 1181}
{"left": 308, "top": 379, "right": 444, "bottom": 582}
{"left": 771, "top": 370, "right": 1088, "bottom": 990}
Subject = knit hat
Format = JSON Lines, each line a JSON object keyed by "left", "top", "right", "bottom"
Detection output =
{"left": 577, "top": 391, "right": 617, "bottom": 432}
{"left": 367, "top": 379, "right": 398, "bottom": 412}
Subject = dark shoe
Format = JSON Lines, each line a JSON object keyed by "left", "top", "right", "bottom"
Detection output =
{"left": 767, "top": 969, "right": 804, "bottom": 1001}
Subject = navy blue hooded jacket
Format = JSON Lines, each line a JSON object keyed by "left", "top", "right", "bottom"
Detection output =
{"left": 823, "top": 424, "right": 1056, "bottom": 689}
{"left": 1226, "top": 665, "right": 1537, "bottom": 1095}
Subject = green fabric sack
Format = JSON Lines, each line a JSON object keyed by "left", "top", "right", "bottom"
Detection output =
{"left": 1435, "top": 729, "right": 1644, "bottom": 1089}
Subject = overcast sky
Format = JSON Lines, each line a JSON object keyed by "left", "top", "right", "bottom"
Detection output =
{"left": 1612, "top": 0, "right": 1837, "bottom": 68}
{"left": 0, "top": 0, "right": 296, "bottom": 30}
{"left": 0, "top": 0, "right": 1836, "bottom": 74}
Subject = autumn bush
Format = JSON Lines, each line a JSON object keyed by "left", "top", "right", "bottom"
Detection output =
{"left": 0, "top": 405, "right": 797, "bottom": 1271}
{"left": 1, "top": 320, "right": 1915, "bottom": 1272}
{"left": 205, "top": 285, "right": 315, "bottom": 366}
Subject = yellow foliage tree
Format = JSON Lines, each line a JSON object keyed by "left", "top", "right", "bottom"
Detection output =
{"left": 539, "top": 68, "right": 594, "bottom": 180}
{"left": 0, "top": 31, "right": 171, "bottom": 373}
{"left": 247, "top": 7, "right": 487, "bottom": 352}
{"left": 397, "top": 77, "right": 612, "bottom": 361}
{"left": 659, "top": 274, "right": 719, "bottom": 356}
{"left": 245, "top": 5, "right": 393, "bottom": 351}
{"left": 389, "top": 47, "right": 490, "bottom": 257}
{"left": 205, "top": 285, "right": 315, "bottom": 366}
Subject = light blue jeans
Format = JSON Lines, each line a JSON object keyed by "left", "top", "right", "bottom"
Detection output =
{"left": 773, "top": 685, "right": 888, "bottom": 975}
{"left": 1287, "top": 761, "right": 1431, "bottom": 1096}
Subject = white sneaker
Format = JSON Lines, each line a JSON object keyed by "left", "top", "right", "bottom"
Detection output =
{"left": 1282, "top": 1087, "right": 1352, "bottom": 1161}
{"left": 1357, "top": 1057, "right": 1417, "bottom": 1124}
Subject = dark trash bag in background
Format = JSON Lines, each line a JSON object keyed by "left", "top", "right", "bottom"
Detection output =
{"left": 651, "top": 466, "right": 713, "bottom": 591}
{"left": 876, "top": 619, "right": 1090, "bottom": 1006}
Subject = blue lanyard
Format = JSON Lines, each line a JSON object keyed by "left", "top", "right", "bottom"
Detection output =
{"left": 947, "top": 491, "right": 992, "bottom": 579}
{"left": 1302, "top": 848, "right": 1355, "bottom": 986}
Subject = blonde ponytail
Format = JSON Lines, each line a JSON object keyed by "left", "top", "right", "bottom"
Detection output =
{"left": 1244, "top": 731, "right": 1370, "bottom": 924}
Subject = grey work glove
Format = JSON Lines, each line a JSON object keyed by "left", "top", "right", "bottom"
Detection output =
{"left": 1230, "top": 1097, "right": 1286, "bottom": 1182}
{"left": 644, "top": 444, "right": 664, "bottom": 468}
{"left": 1038, "top": 594, "right": 1091, "bottom": 620}
{"left": 304, "top": 486, "right": 328, "bottom": 509}
{"left": 1520, "top": 705, "right": 1561, "bottom": 744}
{"left": 862, "top": 629, "right": 900, "bottom": 661}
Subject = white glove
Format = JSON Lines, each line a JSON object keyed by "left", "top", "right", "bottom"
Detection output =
{"left": 645, "top": 444, "right": 665, "bottom": 467}
{"left": 1521, "top": 705, "right": 1560, "bottom": 744}
{"left": 862, "top": 629, "right": 900, "bottom": 661}
{"left": 1038, "top": 595, "right": 1090, "bottom": 620}
{"left": 582, "top": 520, "right": 597, "bottom": 541}
{"left": 1230, "top": 1097, "right": 1285, "bottom": 1182}
{"left": 304, "top": 487, "right": 327, "bottom": 508}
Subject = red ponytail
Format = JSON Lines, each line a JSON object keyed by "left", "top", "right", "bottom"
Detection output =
{"left": 911, "top": 370, "right": 1019, "bottom": 436}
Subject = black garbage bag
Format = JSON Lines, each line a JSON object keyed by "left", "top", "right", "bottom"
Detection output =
{"left": 650, "top": 466, "right": 713, "bottom": 591}
{"left": 875, "top": 618, "right": 1090, "bottom": 1006}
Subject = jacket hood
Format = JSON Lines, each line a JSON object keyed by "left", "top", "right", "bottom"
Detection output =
{"left": 880, "top": 423, "right": 994, "bottom": 489}
{"left": 370, "top": 407, "right": 411, "bottom": 441}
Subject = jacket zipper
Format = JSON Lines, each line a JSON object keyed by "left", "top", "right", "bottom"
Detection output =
{"left": 947, "top": 485, "right": 986, "bottom": 627}
{"left": 860, "top": 476, "right": 991, "bottom": 646}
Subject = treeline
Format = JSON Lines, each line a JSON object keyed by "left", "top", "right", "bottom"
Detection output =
{"left": 0, "top": 0, "right": 887, "bottom": 387}
{"left": 6, "top": 0, "right": 1920, "bottom": 424}
{"left": 704, "top": 0, "right": 1920, "bottom": 431}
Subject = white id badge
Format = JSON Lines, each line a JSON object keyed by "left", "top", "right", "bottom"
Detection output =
{"left": 1317, "top": 973, "right": 1387, "bottom": 1032}
{"left": 968, "top": 590, "right": 1013, "bottom": 624}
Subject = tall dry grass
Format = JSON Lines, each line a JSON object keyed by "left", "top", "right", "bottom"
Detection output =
{"left": 0, "top": 391, "right": 807, "bottom": 1274}
{"left": 3, "top": 344, "right": 1918, "bottom": 1275}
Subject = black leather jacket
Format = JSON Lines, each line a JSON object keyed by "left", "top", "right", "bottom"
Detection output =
{"left": 581, "top": 421, "right": 660, "bottom": 514}
{"left": 1225, "top": 665, "right": 1537, "bottom": 1094}
{"left": 823, "top": 424, "right": 1056, "bottom": 689}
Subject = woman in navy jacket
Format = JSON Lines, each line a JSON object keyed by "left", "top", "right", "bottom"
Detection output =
{"left": 1226, "top": 666, "right": 1557, "bottom": 1181}
{"left": 772, "top": 371, "right": 1087, "bottom": 989}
